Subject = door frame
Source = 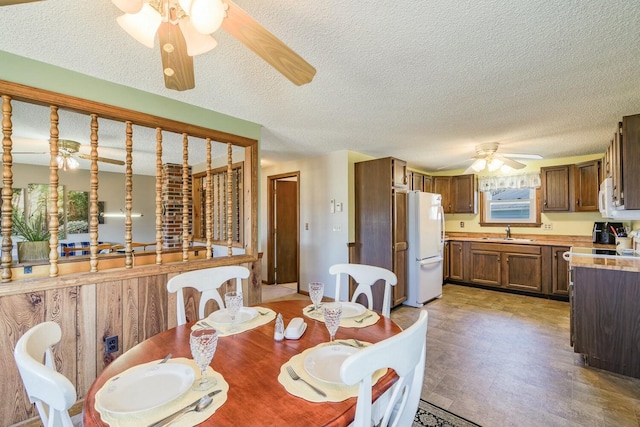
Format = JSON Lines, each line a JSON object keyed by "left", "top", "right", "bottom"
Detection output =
{"left": 267, "top": 171, "right": 300, "bottom": 287}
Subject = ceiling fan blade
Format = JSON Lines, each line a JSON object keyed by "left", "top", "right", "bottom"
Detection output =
{"left": 502, "top": 153, "right": 543, "bottom": 160}
{"left": 0, "top": 0, "right": 43, "bottom": 5}
{"left": 498, "top": 156, "right": 526, "bottom": 170}
{"left": 157, "top": 21, "right": 195, "bottom": 91}
{"left": 77, "top": 153, "right": 125, "bottom": 166}
{"left": 221, "top": 0, "right": 316, "bottom": 86}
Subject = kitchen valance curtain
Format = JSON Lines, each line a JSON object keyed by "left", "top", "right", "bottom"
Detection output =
{"left": 478, "top": 172, "right": 541, "bottom": 192}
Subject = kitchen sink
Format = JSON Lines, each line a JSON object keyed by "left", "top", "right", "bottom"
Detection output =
{"left": 480, "top": 237, "right": 535, "bottom": 242}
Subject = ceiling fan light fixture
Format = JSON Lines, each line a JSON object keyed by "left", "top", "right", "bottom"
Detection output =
{"left": 189, "top": 0, "right": 226, "bottom": 34}
{"left": 57, "top": 155, "right": 79, "bottom": 171}
{"left": 112, "top": 0, "right": 144, "bottom": 14}
{"left": 470, "top": 158, "right": 486, "bottom": 172}
{"left": 116, "top": 4, "right": 162, "bottom": 48}
{"left": 487, "top": 157, "right": 503, "bottom": 172}
{"left": 500, "top": 164, "right": 513, "bottom": 173}
{"left": 178, "top": 17, "right": 218, "bottom": 56}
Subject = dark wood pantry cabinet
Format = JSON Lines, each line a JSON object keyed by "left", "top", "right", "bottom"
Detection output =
{"left": 354, "top": 157, "right": 408, "bottom": 310}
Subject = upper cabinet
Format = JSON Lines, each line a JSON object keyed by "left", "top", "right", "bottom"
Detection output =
{"left": 433, "top": 175, "right": 477, "bottom": 214}
{"left": 541, "top": 165, "right": 573, "bottom": 211}
{"left": 408, "top": 171, "right": 433, "bottom": 192}
{"left": 433, "top": 176, "right": 452, "bottom": 213}
{"left": 541, "top": 162, "right": 601, "bottom": 212}
{"left": 451, "top": 174, "right": 477, "bottom": 214}
{"left": 392, "top": 158, "right": 409, "bottom": 189}
{"left": 574, "top": 160, "right": 600, "bottom": 211}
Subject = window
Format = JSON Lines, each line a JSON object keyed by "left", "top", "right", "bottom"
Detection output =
{"left": 481, "top": 188, "right": 540, "bottom": 226}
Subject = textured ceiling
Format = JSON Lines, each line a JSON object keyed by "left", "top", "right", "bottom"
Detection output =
{"left": 1, "top": 0, "right": 640, "bottom": 175}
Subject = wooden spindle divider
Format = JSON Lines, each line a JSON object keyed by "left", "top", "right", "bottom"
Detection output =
{"left": 124, "top": 121, "right": 133, "bottom": 269}
{"left": 89, "top": 114, "right": 99, "bottom": 272}
{"left": 155, "top": 128, "right": 163, "bottom": 265}
{"left": 48, "top": 105, "right": 60, "bottom": 277}
{"left": 206, "top": 138, "right": 212, "bottom": 259}
{"left": 227, "top": 143, "right": 233, "bottom": 256}
{"left": 1, "top": 95, "right": 13, "bottom": 282}
{"left": 182, "top": 133, "right": 189, "bottom": 262}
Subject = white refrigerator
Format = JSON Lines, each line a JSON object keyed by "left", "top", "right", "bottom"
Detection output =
{"left": 404, "top": 190, "right": 444, "bottom": 307}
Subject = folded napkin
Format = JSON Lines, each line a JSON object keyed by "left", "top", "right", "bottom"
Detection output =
{"left": 95, "top": 358, "right": 229, "bottom": 427}
{"left": 302, "top": 304, "right": 380, "bottom": 328}
{"left": 278, "top": 340, "right": 386, "bottom": 403}
{"left": 191, "top": 306, "right": 276, "bottom": 337}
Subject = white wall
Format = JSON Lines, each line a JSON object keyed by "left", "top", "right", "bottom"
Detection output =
{"left": 261, "top": 151, "right": 365, "bottom": 299}
{"left": 11, "top": 164, "right": 157, "bottom": 244}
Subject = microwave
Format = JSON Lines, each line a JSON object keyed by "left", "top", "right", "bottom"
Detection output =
{"left": 598, "top": 178, "right": 640, "bottom": 220}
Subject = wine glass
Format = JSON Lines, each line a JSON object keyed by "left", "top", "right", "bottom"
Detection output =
{"left": 308, "top": 282, "right": 324, "bottom": 311}
{"left": 322, "top": 302, "right": 342, "bottom": 342}
{"left": 224, "top": 291, "right": 243, "bottom": 323}
{"left": 190, "top": 328, "right": 218, "bottom": 391}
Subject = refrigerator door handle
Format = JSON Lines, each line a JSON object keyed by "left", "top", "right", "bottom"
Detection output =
{"left": 438, "top": 206, "right": 445, "bottom": 246}
{"left": 419, "top": 256, "right": 443, "bottom": 265}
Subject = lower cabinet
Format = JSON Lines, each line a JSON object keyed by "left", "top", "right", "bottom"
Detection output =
{"left": 448, "top": 241, "right": 464, "bottom": 281}
{"left": 468, "top": 242, "right": 550, "bottom": 293}
{"left": 443, "top": 241, "right": 450, "bottom": 281}
{"left": 551, "top": 246, "right": 570, "bottom": 296}
{"left": 572, "top": 267, "right": 640, "bottom": 379}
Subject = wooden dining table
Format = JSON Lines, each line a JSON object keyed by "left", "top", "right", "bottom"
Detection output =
{"left": 83, "top": 299, "right": 402, "bottom": 427}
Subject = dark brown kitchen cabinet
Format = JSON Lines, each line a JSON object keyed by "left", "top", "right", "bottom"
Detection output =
{"left": 574, "top": 160, "right": 600, "bottom": 212}
{"left": 392, "top": 158, "right": 408, "bottom": 189}
{"left": 354, "top": 157, "right": 407, "bottom": 310}
{"left": 468, "top": 243, "right": 547, "bottom": 294}
{"left": 612, "top": 121, "right": 623, "bottom": 207}
{"left": 451, "top": 174, "right": 477, "bottom": 213}
{"left": 433, "top": 176, "right": 451, "bottom": 213}
{"left": 410, "top": 171, "right": 424, "bottom": 192}
{"left": 433, "top": 175, "right": 476, "bottom": 213}
{"left": 572, "top": 267, "right": 640, "bottom": 379}
{"left": 551, "top": 246, "right": 570, "bottom": 296}
{"left": 423, "top": 175, "right": 432, "bottom": 192}
{"left": 448, "top": 241, "right": 464, "bottom": 281}
{"left": 541, "top": 165, "right": 573, "bottom": 211}
{"left": 443, "top": 241, "right": 450, "bottom": 281}
{"left": 622, "top": 113, "right": 640, "bottom": 209}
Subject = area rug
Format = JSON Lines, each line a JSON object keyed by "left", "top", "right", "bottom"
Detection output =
{"left": 413, "top": 399, "right": 481, "bottom": 427}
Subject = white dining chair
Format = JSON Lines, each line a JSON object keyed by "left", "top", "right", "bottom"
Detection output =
{"left": 14, "top": 321, "right": 77, "bottom": 427}
{"left": 167, "top": 265, "right": 250, "bottom": 325}
{"left": 340, "top": 310, "right": 428, "bottom": 427}
{"left": 329, "top": 263, "right": 397, "bottom": 317}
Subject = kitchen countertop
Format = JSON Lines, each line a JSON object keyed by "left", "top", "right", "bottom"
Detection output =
{"left": 445, "top": 232, "right": 609, "bottom": 248}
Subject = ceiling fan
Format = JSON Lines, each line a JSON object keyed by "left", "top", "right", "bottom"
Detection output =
{"left": 462, "top": 142, "right": 542, "bottom": 174}
{"left": 111, "top": 0, "right": 316, "bottom": 91}
{"left": 0, "top": 0, "right": 44, "bottom": 6}
{"left": 14, "top": 139, "right": 125, "bottom": 171}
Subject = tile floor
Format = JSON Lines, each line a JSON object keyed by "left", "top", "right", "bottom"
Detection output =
{"left": 263, "top": 282, "right": 640, "bottom": 427}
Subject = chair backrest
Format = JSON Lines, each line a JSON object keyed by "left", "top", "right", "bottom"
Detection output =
{"left": 13, "top": 321, "right": 77, "bottom": 427}
{"left": 329, "top": 263, "right": 397, "bottom": 317}
{"left": 166, "top": 265, "right": 250, "bottom": 325}
{"left": 340, "top": 310, "right": 428, "bottom": 427}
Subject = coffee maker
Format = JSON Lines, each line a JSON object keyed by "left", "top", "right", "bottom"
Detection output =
{"left": 593, "top": 222, "right": 623, "bottom": 244}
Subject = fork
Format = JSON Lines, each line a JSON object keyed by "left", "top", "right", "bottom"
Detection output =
{"left": 355, "top": 313, "right": 373, "bottom": 324}
{"left": 196, "top": 319, "right": 213, "bottom": 328}
{"left": 286, "top": 366, "right": 326, "bottom": 397}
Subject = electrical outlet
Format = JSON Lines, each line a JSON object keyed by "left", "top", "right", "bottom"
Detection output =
{"left": 105, "top": 335, "right": 119, "bottom": 354}
{"left": 543, "top": 223, "right": 553, "bottom": 231}
{"left": 459, "top": 221, "right": 465, "bottom": 228}
{"left": 23, "top": 266, "right": 32, "bottom": 274}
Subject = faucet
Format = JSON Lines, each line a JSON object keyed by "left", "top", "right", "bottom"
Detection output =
{"left": 505, "top": 225, "right": 511, "bottom": 239}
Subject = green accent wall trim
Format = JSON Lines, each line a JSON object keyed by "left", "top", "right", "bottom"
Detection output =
{"left": 0, "top": 50, "right": 261, "bottom": 141}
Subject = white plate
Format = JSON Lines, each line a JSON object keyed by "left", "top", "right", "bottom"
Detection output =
{"left": 208, "top": 307, "right": 258, "bottom": 325}
{"left": 304, "top": 345, "right": 358, "bottom": 385}
{"left": 98, "top": 363, "right": 194, "bottom": 414}
{"left": 340, "top": 302, "right": 367, "bottom": 318}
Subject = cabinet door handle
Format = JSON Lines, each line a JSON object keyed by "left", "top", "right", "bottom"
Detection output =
{"left": 544, "top": 200, "right": 548, "bottom": 207}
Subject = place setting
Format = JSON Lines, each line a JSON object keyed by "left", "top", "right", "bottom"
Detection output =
{"left": 191, "top": 291, "right": 276, "bottom": 336}
{"left": 278, "top": 302, "right": 386, "bottom": 403}
{"left": 302, "top": 282, "right": 380, "bottom": 328}
{"left": 94, "top": 328, "right": 229, "bottom": 427}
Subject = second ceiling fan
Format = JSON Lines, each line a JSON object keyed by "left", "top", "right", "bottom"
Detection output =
{"left": 112, "top": 0, "right": 316, "bottom": 91}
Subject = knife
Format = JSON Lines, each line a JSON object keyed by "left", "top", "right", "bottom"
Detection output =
{"left": 147, "top": 389, "right": 222, "bottom": 427}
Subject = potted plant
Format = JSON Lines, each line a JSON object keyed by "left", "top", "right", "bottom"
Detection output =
{"left": 12, "top": 211, "right": 51, "bottom": 262}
